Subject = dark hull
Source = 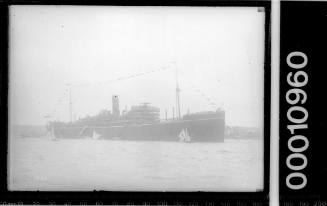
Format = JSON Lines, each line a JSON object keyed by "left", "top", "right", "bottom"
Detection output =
{"left": 52, "top": 117, "right": 225, "bottom": 142}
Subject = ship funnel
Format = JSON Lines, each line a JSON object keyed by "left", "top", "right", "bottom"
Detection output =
{"left": 112, "top": 95, "right": 120, "bottom": 119}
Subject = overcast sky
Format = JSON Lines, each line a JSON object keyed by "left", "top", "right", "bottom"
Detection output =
{"left": 9, "top": 6, "right": 265, "bottom": 127}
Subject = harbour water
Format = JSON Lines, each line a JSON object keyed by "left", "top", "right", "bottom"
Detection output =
{"left": 9, "top": 137, "right": 263, "bottom": 191}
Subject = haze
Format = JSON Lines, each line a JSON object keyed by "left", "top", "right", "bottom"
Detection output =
{"left": 9, "top": 6, "right": 265, "bottom": 127}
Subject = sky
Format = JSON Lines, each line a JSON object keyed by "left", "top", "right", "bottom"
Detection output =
{"left": 9, "top": 6, "right": 265, "bottom": 127}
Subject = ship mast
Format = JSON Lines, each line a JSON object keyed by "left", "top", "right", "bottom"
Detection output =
{"left": 175, "top": 65, "right": 181, "bottom": 120}
{"left": 66, "top": 84, "right": 73, "bottom": 123}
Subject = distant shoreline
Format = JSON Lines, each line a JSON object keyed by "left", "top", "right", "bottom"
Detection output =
{"left": 10, "top": 124, "right": 263, "bottom": 140}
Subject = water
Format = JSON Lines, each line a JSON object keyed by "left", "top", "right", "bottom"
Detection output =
{"left": 9, "top": 137, "right": 263, "bottom": 191}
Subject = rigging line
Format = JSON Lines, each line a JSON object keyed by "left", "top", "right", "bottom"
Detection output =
{"left": 49, "top": 87, "right": 70, "bottom": 119}
{"left": 70, "top": 66, "right": 172, "bottom": 88}
{"left": 196, "top": 89, "right": 217, "bottom": 108}
{"left": 49, "top": 65, "right": 173, "bottom": 120}
{"left": 180, "top": 78, "right": 218, "bottom": 109}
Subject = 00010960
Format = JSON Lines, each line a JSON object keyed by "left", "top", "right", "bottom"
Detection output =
{"left": 285, "top": 51, "right": 309, "bottom": 190}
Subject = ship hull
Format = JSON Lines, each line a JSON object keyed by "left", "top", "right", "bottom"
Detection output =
{"left": 52, "top": 117, "right": 225, "bottom": 142}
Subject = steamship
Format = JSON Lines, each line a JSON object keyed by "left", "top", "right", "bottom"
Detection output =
{"left": 48, "top": 68, "right": 225, "bottom": 142}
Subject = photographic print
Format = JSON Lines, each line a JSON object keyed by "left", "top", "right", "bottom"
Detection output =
{"left": 8, "top": 5, "right": 266, "bottom": 192}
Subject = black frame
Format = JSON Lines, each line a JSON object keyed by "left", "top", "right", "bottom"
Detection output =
{"left": 0, "top": 1, "right": 271, "bottom": 205}
{"left": 279, "top": 1, "right": 327, "bottom": 204}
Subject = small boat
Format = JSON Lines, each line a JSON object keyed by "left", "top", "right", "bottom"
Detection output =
{"left": 49, "top": 128, "right": 59, "bottom": 141}
{"left": 178, "top": 128, "right": 191, "bottom": 142}
{"left": 92, "top": 130, "right": 101, "bottom": 140}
